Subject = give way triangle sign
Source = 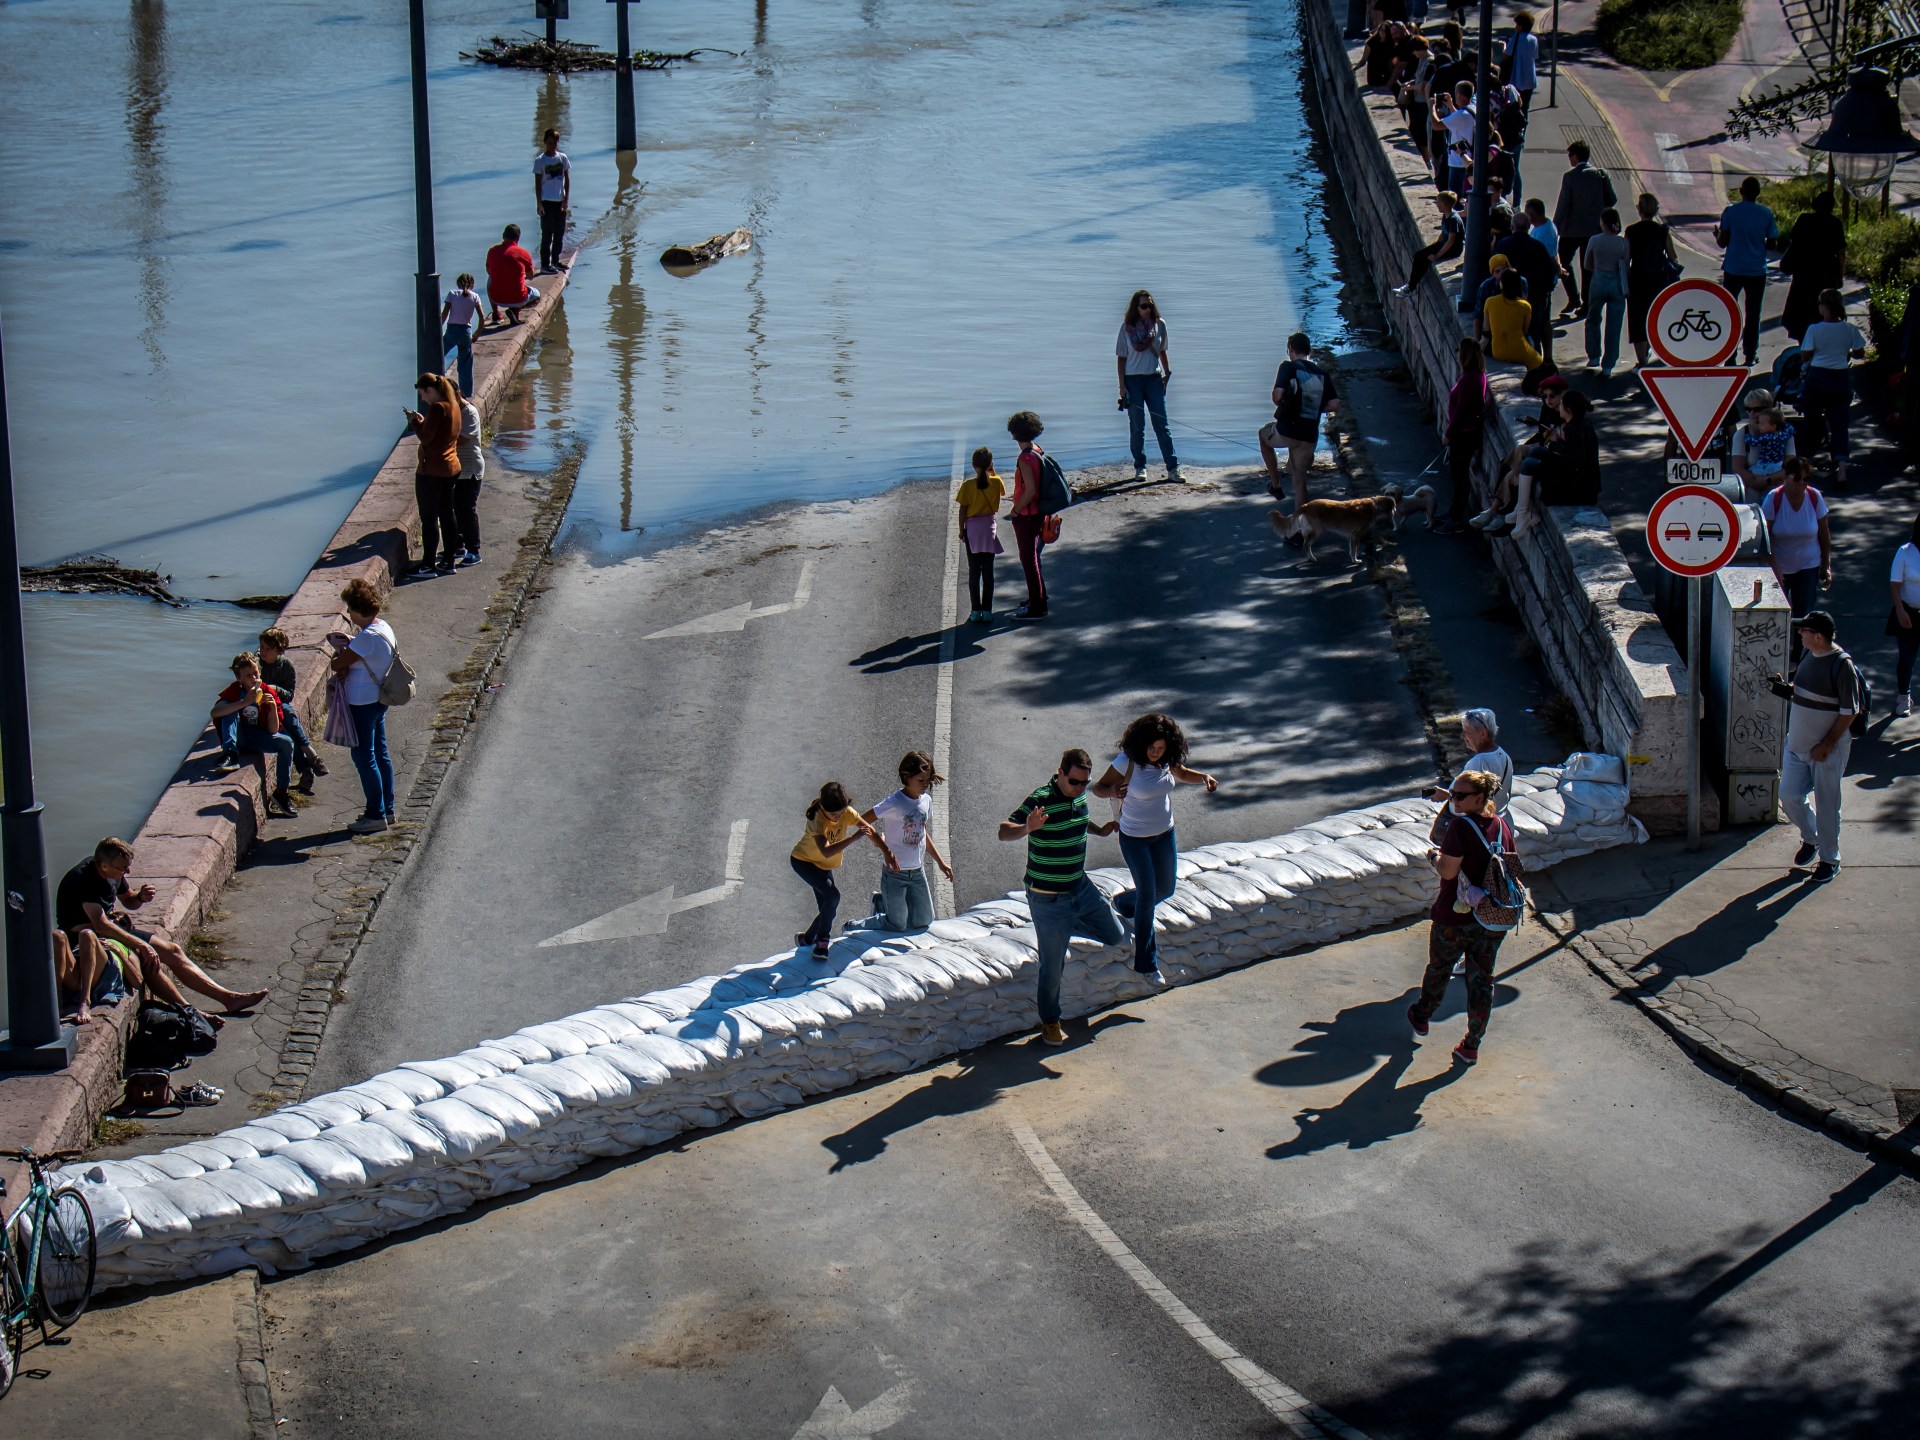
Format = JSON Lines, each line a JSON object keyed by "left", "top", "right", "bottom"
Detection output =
{"left": 1641, "top": 366, "right": 1749, "bottom": 460}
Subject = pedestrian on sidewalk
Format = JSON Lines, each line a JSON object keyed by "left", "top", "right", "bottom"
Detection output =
{"left": 1442, "top": 336, "right": 1493, "bottom": 534}
{"left": 1728, "top": 389, "right": 1796, "bottom": 499}
{"left": 791, "top": 782, "right": 887, "bottom": 959}
{"left": 451, "top": 385, "right": 484, "bottom": 568}
{"left": 405, "top": 373, "right": 462, "bottom": 577}
{"left": 484, "top": 223, "right": 540, "bottom": 324}
{"left": 1886, "top": 512, "right": 1920, "bottom": 716}
{"left": 210, "top": 651, "right": 297, "bottom": 819}
{"left": 1552, "top": 140, "right": 1617, "bottom": 317}
{"left": 956, "top": 445, "right": 1004, "bottom": 624}
{"left": 1799, "top": 289, "right": 1867, "bottom": 488}
{"left": 1425, "top": 709, "right": 1514, "bottom": 806}
{"left": 999, "top": 749, "right": 1122, "bottom": 1045}
{"left": 1494, "top": 85, "right": 1529, "bottom": 198}
{"left": 1116, "top": 291, "right": 1181, "bottom": 483}
{"left": 1780, "top": 191, "right": 1845, "bottom": 342}
{"left": 1582, "top": 208, "right": 1630, "bottom": 377}
{"left": 1092, "top": 713, "right": 1219, "bottom": 981}
{"left": 533, "top": 128, "right": 571, "bottom": 274}
{"left": 1007, "top": 411, "right": 1052, "bottom": 620}
{"left": 1408, "top": 769, "right": 1515, "bottom": 1065}
{"left": 1763, "top": 457, "right": 1832, "bottom": 658}
{"left": 326, "top": 578, "right": 399, "bottom": 834}
{"left": 1438, "top": 83, "right": 1477, "bottom": 195}
{"left": 1260, "top": 332, "right": 1338, "bottom": 514}
{"left": 1502, "top": 11, "right": 1538, "bottom": 112}
{"left": 254, "top": 627, "right": 327, "bottom": 794}
{"left": 439, "top": 273, "right": 484, "bottom": 398}
{"left": 1393, "top": 190, "right": 1464, "bottom": 295}
{"left": 1716, "top": 177, "right": 1779, "bottom": 368}
{"left": 862, "top": 752, "right": 954, "bottom": 932}
{"left": 1769, "top": 611, "right": 1859, "bottom": 882}
{"left": 1493, "top": 204, "right": 1557, "bottom": 364}
{"left": 1626, "top": 193, "right": 1681, "bottom": 368}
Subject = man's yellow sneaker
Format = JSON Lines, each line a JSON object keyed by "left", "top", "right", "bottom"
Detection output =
{"left": 1040, "top": 1022, "right": 1067, "bottom": 1046}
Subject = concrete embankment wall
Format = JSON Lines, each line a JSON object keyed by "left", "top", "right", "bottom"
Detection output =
{"left": 72, "top": 766, "right": 1644, "bottom": 1291}
{"left": 2, "top": 267, "right": 577, "bottom": 1169}
{"left": 1301, "top": 0, "right": 1695, "bottom": 831}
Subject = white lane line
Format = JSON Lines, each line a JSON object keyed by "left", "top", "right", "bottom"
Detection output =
{"left": 724, "top": 815, "right": 749, "bottom": 882}
{"left": 1655, "top": 133, "right": 1696, "bottom": 188}
{"left": 1008, "top": 1116, "right": 1372, "bottom": 1440}
{"left": 929, "top": 432, "right": 964, "bottom": 918}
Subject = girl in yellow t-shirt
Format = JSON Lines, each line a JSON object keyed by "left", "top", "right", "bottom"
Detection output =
{"left": 791, "top": 781, "right": 886, "bottom": 958}
{"left": 956, "top": 445, "right": 1006, "bottom": 624}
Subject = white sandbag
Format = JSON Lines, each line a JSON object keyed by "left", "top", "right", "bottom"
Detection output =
{"left": 248, "top": 1112, "right": 324, "bottom": 1143}
{"left": 680, "top": 1009, "right": 764, "bottom": 1052}
{"left": 593, "top": 1045, "right": 674, "bottom": 1087}
{"left": 400, "top": 1055, "right": 498, "bottom": 1090}
{"left": 142, "top": 1152, "right": 209, "bottom": 1181}
{"left": 278, "top": 1139, "right": 369, "bottom": 1191}
{"left": 321, "top": 1122, "right": 417, "bottom": 1180}
{"left": 365, "top": 1108, "right": 453, "bottom": 1160}
{"left": 1560, "top": 779, "right": 1627, "bottom": 817}
{"left": 196, "top": 1167, "right": 285, "bottom": 1218}
{"left": 450, "top": 1081, "right": 547, "bottom": 1139}
{"left": 285, "top": 1097, "right": 367, "bottom": 1131}
{"left": 842, "top": 967, "right": 926, "bottom": 1006}
{"left": 123, "top": 1184, "right": 194, "bottom": 1239}
{"left": 819, "top": 976, "right": 890, "bottom": 1015}
{"left": 335, "top": 1078, "right": 420, "bottom": 1113}
{"left": 365, "top": 1068, "right": 446, "bottom": 1104}
{"left": 410, "top": 1098, "right": 509, "bottom": 1159}
{"left": 620, "top": 1032, "right": 714, "bottom": 1073}
{"left": 595, "top": 1001, "right": 672, "bottom": 1034}
{"left": 1189, "top": 871, "right": 1267, "bottom": 907}
{"left": 1340, "top": 834, "right": 1411, "bottom": 869}
{"left": 543, "top": 1053, "right": 636, "bottom": 1106}
{"left": 231, "top": 1154, "right": 324, "bottom": 1207}
{"left": 1560, "top": 752, "right": 1626, "bottom": 785}
{"left": 77, "top": 1182, "right": 139, "bottom": 1247}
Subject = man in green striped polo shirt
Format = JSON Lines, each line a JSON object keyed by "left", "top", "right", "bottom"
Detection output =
{"left": 999, "top": 748, "right": 1123, "bottom": 1045}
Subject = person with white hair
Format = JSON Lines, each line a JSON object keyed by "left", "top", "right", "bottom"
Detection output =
{"left": 1426, "top": 708, "right": 1514, "bottom": 812}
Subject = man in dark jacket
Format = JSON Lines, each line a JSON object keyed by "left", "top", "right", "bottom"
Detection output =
{"left": 1551, "top": 140, "right": 1617, "bottom": 316}
{"left": 1492, "top": 205, "right": 1557, "bottom": 366}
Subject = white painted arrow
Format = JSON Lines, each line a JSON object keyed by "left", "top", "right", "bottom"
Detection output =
{"left": 537, "top": 820, "right": 748, "bottom": 947}
{"left": 645, "top": 557, "right": 816, "bottom": 639}
{"left": 790, "top": 1354, "right": 916, "bottom": 1439}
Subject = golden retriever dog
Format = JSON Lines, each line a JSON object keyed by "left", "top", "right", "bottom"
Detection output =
{"left": 1270, "top": 496, "right": 1394, "bottom": 564}
{"left": 1381, "top": 482, "right": 1438, "bottom": 531}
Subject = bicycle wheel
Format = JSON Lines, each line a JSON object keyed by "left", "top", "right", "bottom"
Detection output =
{"left": 34, "top": 1189, "right": 96, "bottom": 1329}
{"left": 0, "top": 1249, "right": 22, "bottom": 1399}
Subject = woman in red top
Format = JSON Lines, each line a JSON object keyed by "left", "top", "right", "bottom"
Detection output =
{"left": 405, "top": 373, "right": 463, "bottom": 577}
{"left": 1407, "top": 768, "right": 1515, "bottom": 1065}
{"left": 1006, "top": 410, "right": 1050, "bottom": 620}
{"left": 1439, "top": 336, "right": 1492, "bottom": 535}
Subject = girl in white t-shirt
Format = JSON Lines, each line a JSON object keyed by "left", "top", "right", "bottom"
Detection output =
{"left": 1091, "top": 713, "right": 1219, "bottom": 978}
{"left": 438, "top": 272, "right": 484, "bottom": 398}
{"left": 1888, "top": 512, "right": 1920, "bottom": 715}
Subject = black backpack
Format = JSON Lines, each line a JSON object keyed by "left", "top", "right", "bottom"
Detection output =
{"left": 1036, "top": 452, "right": 1074, "bottom": 516}
{"left": 125, "top": 995, "right": 218, "bottom": 1071}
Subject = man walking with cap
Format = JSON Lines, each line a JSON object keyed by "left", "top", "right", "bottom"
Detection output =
{"left": 1769, "top": 610, "right": 1858, "bottom": 882}
{"left": 1000, "top": 749, "right": 1123, "bottom": 1045}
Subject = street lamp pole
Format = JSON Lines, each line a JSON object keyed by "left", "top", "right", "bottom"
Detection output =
{"left": 614, "top": 0, "right": 637, "bottom": 153}
{"left": 0, "top": 310, "right": 75, "bottom": 1072}
{"left": 408, "top": 0, "right": 442, "bottom": 380}
{"left": 1459, "top": 0, "right": 1496, "bottom": 313}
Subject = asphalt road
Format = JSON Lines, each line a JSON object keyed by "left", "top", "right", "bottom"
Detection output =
{"left": 309, "top": 463, "right": 1433, "bottom": 1093}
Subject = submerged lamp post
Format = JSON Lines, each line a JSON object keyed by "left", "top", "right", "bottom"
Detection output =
{"left": 613, "top": 0, "right": 637, "bottom": 153}
{"left": 1805, "top": 66, "right": 1920, "bottom": 217}
{"left": 408, "top": 0, "right": 442, "bottom": 379}
{"left": 1458, "top": 0, "right": 1496, "bottom": 314}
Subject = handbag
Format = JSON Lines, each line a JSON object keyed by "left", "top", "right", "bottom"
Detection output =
{"left": 1462, "top": 816, "right": 1527, "bottom": 932}
{"left": 323, "top": 674, "right": 358, "bottom": 747}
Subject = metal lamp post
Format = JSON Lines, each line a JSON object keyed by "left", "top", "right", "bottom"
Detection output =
{"left": 1805, "top": 66, "right": 1920, "bottom": 218}
{"left": 408, "top": 0, "right": 442, "bottom": 379}
{"left": 1458, "top": 0, "right": 1496, "bottom": 314}
{"left": 0, "top": 311, "right": 75, "bottom": 1073}
{"left": 614, "top": 0, "right": 637, "bottom": 153}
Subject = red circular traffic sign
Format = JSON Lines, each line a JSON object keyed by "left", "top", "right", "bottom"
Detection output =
{"left": 1647, "top": 484, "right": 1741, "bottom": 576}
{"left": 1647, "top": 279, "right": 1740, "bottom": 367}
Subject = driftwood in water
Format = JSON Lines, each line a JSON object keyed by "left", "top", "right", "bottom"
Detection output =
{"left": 462, "top": 34, "right": 732, "bottom": 73}
{"left": 22, "top": 555, "right": 184, "bottom": 607}
{"left": 660, "top": 229, "right": 753, "bottom": 273}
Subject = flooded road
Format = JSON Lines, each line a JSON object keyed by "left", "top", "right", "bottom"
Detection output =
{"left": 0, "top": 0, "right": 1346, "bottom": 957}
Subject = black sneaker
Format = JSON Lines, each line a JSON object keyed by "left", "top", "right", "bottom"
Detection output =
{"left": 1792, "top": 841, "right": 1818, "bottom": 868}
{"left": 1408, "top": 1004, "right": 1429, "bottom": 1038}
{"left": 214, "top": 753, "right": 244, "bottom": 776}
{"left": 268, "top": 789, "right": 297, "bottom": 819}
{"left": 1810, "top": 861, "right": 1839, "bottom": 882}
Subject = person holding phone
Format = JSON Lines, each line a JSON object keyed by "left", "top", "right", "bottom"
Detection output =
{"left": 405, "top": 372, "right": 463, "bottom": 577}
{"left": 327, "top": 578, "right": 399, "bottom": 834}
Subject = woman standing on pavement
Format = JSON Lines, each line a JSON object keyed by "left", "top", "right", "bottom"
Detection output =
{"left": 1886, "top": 511, "right": 1920, "bottom": 716}
{"left": 956, "top": 446, "right": 1004, "bottom": 624}
{"left": 1408, "top": 768, "right": 1515, "bottom": 1066}
{"left": 1764, "top": 456, "right": 1832, "bottom": 660}
{"left": 326, "top": 578, "right": 399, "bottom": 835}
{"left": 790, "top": 781, "right": 887, "bottom": 960}
{"left": 1091, "top": 713, "right": 1219, "bottom": 980}
{"left": 1007, "top": 411, "right": 1051, "bottom": 620}
{"left": 1440, "top": 336, "right": 1493, "bottom": 535}
{"left": 405, "top": 372, "right": 463, "bottom": 577}
{"left": 450, "top": 385, "right": 484, "bottom": 568}
{"left": 1781, "top": 191, "right": 1846, "bottom": 342}
{"left": 1581, "top": 208, "right": 1630, "bottom": 377}
{"left": 1799, "top": 288, "right": 1868, "bottom": 488}
{"left": 1116, "top": 291, "right": 1182, "bottom": 483}
{"left": 1625, "top": 192, "right": 1679, "bottom": 369}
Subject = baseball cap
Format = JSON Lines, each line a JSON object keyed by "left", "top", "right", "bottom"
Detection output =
{"left": 1792, "top": 610, "right": 1836, "bottom": 639}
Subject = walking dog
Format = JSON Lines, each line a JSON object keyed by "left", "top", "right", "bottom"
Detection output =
{"left": 1270, "top": 496, "right": 1394, "bottom": 564}
{"left": 1381, "top": 482, "right": 1438, "bottom": 531}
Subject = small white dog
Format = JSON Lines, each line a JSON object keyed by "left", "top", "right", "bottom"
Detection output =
{"left": 1381, "top": 481, "right": 1438, "bottom": 531}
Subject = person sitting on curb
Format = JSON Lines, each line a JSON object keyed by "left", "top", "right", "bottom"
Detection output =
{"left": 211, "top": 651, "right": 297, "bottom": 819}
{"left": 57, "top": 837, "right": 268, "bottom": 1013}
{"left": 484, "top": 223, "right": 540, "bottom": 325}
{"left": 1393, "top": 190, "right": 1463, "bottom": 296}
{"left": 1471, "top": 255, "right": 1524, "bottom": 345}
{"left": 999, "top": 748, "right": 1122, "bottom": 1046}
{"left": 55, "top": 927, "right": 114, "bottom": 1025}
{"left": 1482, "top": 267, "right": 1544, "bottom": 375}
{"left": 1471, "top": 374, "right": 1569, "bottom": 528}
{"left": 1487, "top": 388, "right": 1600, "bottom": 537}
{"left": 257, "top": 626, "right": 328, "bottom": 793}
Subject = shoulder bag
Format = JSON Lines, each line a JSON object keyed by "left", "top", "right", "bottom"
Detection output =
{"left": 358, "top": 644, "right": 418, "bottom": 708}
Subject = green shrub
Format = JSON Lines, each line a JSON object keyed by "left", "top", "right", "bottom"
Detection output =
{"left": 1597, "top": 0, "right": 1744, "bottom": 71}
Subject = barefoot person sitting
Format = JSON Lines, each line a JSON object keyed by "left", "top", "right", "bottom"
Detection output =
{"left": 54, "top": 928, "right": 114, "bottom": 1025}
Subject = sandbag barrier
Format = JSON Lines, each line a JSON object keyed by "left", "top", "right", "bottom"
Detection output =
{"left": 75, "top": 765, "right": 1642, "bottom": 1290}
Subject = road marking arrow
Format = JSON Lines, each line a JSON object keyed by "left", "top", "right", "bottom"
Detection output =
{"left": 645, "top": 557, "right": 817, "bottom": 639}
{"left": 790, "top": 1354, "right": 916, "bottom": 1439}
{"left": 537, "top": 819, "right": 749, "bottom": 947}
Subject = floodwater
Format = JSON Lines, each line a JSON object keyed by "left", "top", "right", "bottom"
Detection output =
{"left": 0, "top": 0, "right": 1347, "bottom": 984}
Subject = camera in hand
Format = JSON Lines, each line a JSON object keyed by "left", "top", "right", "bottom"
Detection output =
{"left": 1116, "top": 393, "right": 1129, "bottom": 411}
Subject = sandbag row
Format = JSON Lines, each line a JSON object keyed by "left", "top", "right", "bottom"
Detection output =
{"left": 75, "top": 764, "right": 1643, "bottom": 1289}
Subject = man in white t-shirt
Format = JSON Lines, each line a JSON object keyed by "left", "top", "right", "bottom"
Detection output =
{"left": 861, "top": 752, "right": 954, "bottom": 931}
{"left": 1768, "top": 610, "right": 1857, "bottom": 881}
{"left": 533, "top": 128, "right": 571, "bottom": 274}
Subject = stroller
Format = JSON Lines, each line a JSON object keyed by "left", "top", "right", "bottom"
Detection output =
{"left": 1769, "top": 346, "right": 1809, "bottom": 415}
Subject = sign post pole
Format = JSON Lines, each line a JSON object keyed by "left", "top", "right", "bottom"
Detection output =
{"left": 1687, "top": 576, "right": 1702, "bottom": 851}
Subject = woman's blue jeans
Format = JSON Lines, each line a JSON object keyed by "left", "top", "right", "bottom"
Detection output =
{"left": 348, "top": 701, "right": 394, "bottom": 819}
{"left": 1124, "top": 373, "right": 1177, "bottom": 471}
{"left": 1583, "top": 272, "right": 1625, "bottom": 372}
{"left": 443, "top": 321, "right": 474, "bottom": 397}
{"left": 1116, "top": 827, "right": 1179, "bottom": 972}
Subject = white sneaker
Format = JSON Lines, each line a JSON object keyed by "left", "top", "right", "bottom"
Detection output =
{"left": 1897, "top": 693, "right": 1913, "bottom": 716}
{"left": 1468, "top": 508, "right": 1498, "bottom": 529}
{"left": 1450, "top": 960, "right": 1466, "bottom": 978}
{"left": 1132, "top": 465, "right": 1148, "bottom": 482}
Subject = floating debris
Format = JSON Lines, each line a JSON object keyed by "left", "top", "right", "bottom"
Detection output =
{"left": 232, "top": 595, "right": 292, "bottom": 611}
{"left": 461, "top": 33, "right": 733, "bottom": 73}
{"left": 22, "top": 555, "right": 185, "bottom": 607}
{"left": 660, "top": 228, "right": 753, "bottom": 274}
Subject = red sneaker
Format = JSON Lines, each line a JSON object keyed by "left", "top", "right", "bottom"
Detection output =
{"left": 1407, "top": 1004, "right": 1429, "bottom": 1038}
{"left": 1452, "top": 1040, "right": 1479, "bottom": 1066}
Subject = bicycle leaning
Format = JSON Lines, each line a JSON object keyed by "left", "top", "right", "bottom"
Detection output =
{"left": 1, "top": 1149, "right": 98, "bottom": 1399}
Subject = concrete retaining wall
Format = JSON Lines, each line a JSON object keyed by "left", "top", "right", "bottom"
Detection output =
{"left": 73, "top": 766, "right": 1644, "bottom": 1291}
{"left": 1301, "top": 0, "right": 1695, "bottom": 830}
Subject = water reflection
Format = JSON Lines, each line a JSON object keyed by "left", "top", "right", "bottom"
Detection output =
{"left": 605, "top": 156, "right": 647, "bottom": 531}
{"left": 126, "top": 0, "right": 170, "bottom": 375}
{"left": 533, "top": 70, "right": 570, "bottom": 153}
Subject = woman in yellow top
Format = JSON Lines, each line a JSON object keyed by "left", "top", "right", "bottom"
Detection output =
{"left": 791, "top": 781, "right": 888, "bottom": 958}
{"left": 956, "top": 445, "right": 1005, "bottom": 624}
{"left": 1482, "top": 268, "right": 1543, "bottom": 370}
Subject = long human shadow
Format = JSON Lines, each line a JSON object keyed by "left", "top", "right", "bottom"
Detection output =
{"left": 1253, "top": 985, "right": 1520, "bottom": 1094}
{"left": 819, "top": 1014, "right": 1143, "bottom": 1173}
{"left": 1265, "top": 1041, "right": 1467, "bottom": 1160}
{"left": 1620, "top": 871, "right": 1822, "bottom": 994}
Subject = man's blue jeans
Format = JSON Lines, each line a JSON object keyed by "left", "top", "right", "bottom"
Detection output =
{"left": 348, "top": 701, "right": 394, "bottom": 819}
{"left": 880, "top": 866, "right": 934, "bottom": 931}
{"left": 1115, "top": 828, "right": 1178, "bottom": 972}
{"left": 218, "top": 713, "right": 294, "bottom": 791}
{"left": 1028, "top": 877, "right": 1125, "bottom": 1025}
{"left": 1124, "top": 373, "right": 1177, "bottom": 472}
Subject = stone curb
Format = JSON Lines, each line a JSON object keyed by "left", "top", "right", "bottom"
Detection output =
{"left": 68, "top": 769, "right": 1644, "bottom": 1291}
{"left": 0, "top": 247, "right": 585, "bottom": 1183}
{"left": 1554, "top": 918, "right": 1920, "bottom": 1174}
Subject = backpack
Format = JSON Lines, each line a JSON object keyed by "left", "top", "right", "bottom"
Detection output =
{"left": 124, "top": 994, "right": 218, "bottom": 1071}
{"left": 359, "top": 645, "right": 418, "bottom": 707}
{"left": 1035, "top": 452, "right": 1074, "bottom": 516}
{"left": 1462, "top": 816, "right": 1527, "bottom": 933}
{"left": 1837, "top": 649, "right": 1870, "bottom": 739}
